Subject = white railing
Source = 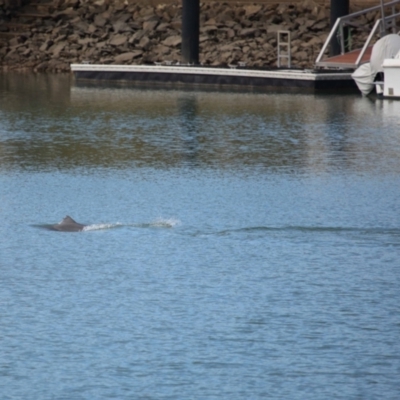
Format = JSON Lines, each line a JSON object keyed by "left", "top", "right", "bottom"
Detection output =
{"left": 315, "top": 0, "right": 400, "bottom": 68}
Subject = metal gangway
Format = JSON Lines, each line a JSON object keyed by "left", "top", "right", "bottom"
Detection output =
{"left": 315, "top": 0, "right": 400, "bottom": 69}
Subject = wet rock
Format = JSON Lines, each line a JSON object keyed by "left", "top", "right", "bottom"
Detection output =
{"left": 34, "top": 61, "right": 49, "bottom": 71}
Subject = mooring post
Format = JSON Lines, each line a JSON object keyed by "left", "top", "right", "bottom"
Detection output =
{"left": 330, "top": 0, "right": 349, "bottom": 56}
{"left": 181, "top": 0, "right": 200, "bottom": 65}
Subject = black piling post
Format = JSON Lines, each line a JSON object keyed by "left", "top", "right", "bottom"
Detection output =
{"left": 330, "top": 0, "right": 349, "bottom": 56}
{"left": 181, "top": 0, "right": 199, "bottom": 65}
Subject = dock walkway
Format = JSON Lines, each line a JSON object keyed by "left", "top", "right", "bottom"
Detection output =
{"left": 316, "top": 46, "right": 373, "bottom": 69}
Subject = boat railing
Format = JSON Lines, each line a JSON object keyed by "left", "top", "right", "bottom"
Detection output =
{"left": 315, "top": 0, "right": 400, "bottom": 69}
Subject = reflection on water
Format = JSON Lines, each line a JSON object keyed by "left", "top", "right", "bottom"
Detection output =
{"left": 1, "top": 72, "right": 400, "bottom": 174}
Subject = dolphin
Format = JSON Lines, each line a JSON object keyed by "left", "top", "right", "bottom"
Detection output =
{"left": 50, "top": 216, "right": 87, "bottom": 232}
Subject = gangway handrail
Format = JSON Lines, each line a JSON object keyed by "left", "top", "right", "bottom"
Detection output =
{"left": 355, "top": 19, "right": 382, "bottom": 65}
{"left": 316, "top": 17, "right": 342, "bottom": 64}
{"left": 315, "top": 0, "right": 400, "bottom": 68}
{"left": 354, "top": 12, "right": 400, "bottom": 65}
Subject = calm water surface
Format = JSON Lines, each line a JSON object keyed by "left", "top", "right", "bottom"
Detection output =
{"left": 1, "top": 73, "right": 400, "bottom": 399}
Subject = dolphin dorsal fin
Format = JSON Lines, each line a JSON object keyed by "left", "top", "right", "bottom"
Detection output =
{"left": 62, "top": 216, "right": 77, "bottom": 224}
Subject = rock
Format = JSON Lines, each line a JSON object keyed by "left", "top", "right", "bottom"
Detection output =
{"left": 94, "top": 15, "right": 107, "bottom": 28}
{"left": 112, "top": 13, "right": 131, "bottom": 24}
{"left": 114, "top": 2, "right": 126, "bottom": 12}
{"left": 65, "top": 0, "right": 79, "bottom": 6}
{"left": 244, "top": 5, "right": 262, "bottom": 18}
{"left": 39, "top": 39, "right": 53, "bottom": 52}
{"left": 156, "top": 22, "right": 170, "bottom": 32}
{"left": 88, "top": 24, "right": 97, "bottom": 34}
{"left": 199, "top": 34, "right": 209, "bottom": 43}
{"left": 267, "top": 24, "right": 286, "bottom": 33}
{"left": 60, "top": 6, "right": 77, "bottom": 15}
{"left": 73, "top": 19, "right": 89, "bottom": 32}
{"left": 152, "top": 44, "right": 170, "bottom": 56}
{"left": 112, "top": 20, "right": 131, "bottom": 33}
{"left": 143, "top": 20, "right": 158, "bottom": 31}
{"left": 47, "top": 59, "right": 70, "bottom": 71}
{"left": 170, "top": 19, "right": 181, "bottom": 31}
{"left": 78, "top": 37, "right": 95, "bottom": 46}
{"left": 9, "top": 37, "right": 24, "bottom": 47}
{"left": 54, "top": 34, "right": 67, "bottom": 43}
{"left": 306, "top": 36, "right": 323, "bottom": 46}
{"left": 67, "top": 33, "right": 80, "bottom": 43}
{"left": 49, "top": 41, "right": 67, "bottom": 56}
{"left": 96, "top": 41, "right": 107, "bottom": 48}
{"left": 295, "top": 51, "right": 308, "bottom": 61}
{"left": 205, "top": 17, "right": 218, "bottom": 26}
{"left": 109, "top": 35, "right": 127, "bottom": 46}
{"left": 162, "top": 35, "right": 181, "bottom": 47}
{"left": 129, "top": 30, "right": 145, "bottom": 43}
{"left": 138, "top": 36, "right": 150, "bottom": 50}
{"left": 35, "top": 61, "right": 49, "bottom": 71}
{"left": 114, "top": 51, "right": 142, "bottom": 63}
{"left": 312, "top": 20, "right": 328, "bottom": 31}
{"left": 201, "top": 25, "right": 218, "bottom": 33}
{"left": 240, "top": 28, "right": 259, "bottom": 37}
{"left": 0, "top": 0, "right": 339, "bottom": 72}
{"left": 219, "top": 43, "right": 239, "bottom": 52}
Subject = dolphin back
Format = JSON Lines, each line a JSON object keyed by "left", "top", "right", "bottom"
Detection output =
{"left": 52, "top": 215, "right": 86, "bottom": 232}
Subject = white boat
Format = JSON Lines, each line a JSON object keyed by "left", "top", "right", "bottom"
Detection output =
{"left": 352, "top": 34, "right": 400, "bottom": 98}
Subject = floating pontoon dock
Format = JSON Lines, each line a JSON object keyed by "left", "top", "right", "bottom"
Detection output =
{"left": 70, "top": 64, "right": 356, "bottom": 93}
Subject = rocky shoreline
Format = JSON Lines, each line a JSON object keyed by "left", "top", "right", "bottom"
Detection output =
{"left": 0, "top": 0, "right": 376, "bottom": 73}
